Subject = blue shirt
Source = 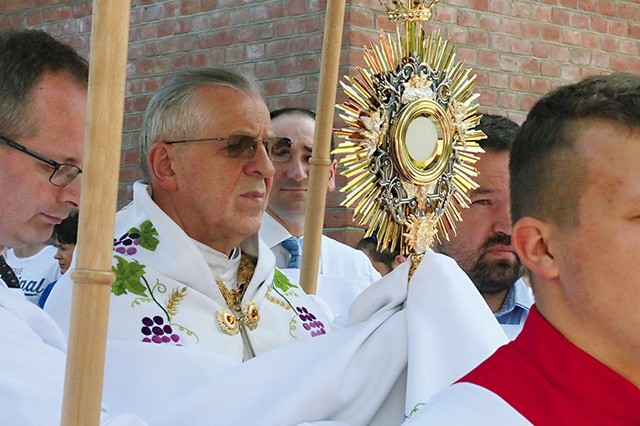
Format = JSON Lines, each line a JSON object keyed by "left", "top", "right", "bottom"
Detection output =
{"left": 494, "top": 278, "right": 534, "bottom": 326}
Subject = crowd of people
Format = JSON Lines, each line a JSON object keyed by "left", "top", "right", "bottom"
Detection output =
{"left": 1, "top": 27, "right": 639, "bottom": 424}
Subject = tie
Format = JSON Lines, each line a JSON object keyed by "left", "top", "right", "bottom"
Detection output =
{"left": 0, "top": 255, "right": 20, "bottom": 289}
{"left": 281, "top": 237, "right": 302, "bottom": 269}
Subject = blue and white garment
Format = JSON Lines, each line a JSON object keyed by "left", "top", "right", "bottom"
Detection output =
{"left": 494, "top": 278, "right": 534, "bottom": 340}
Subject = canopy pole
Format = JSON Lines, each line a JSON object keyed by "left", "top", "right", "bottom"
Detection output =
{"left": 61, "top": 0, "right": 131, "bottom": 424}
{"left": 300, "top": 0, "right": 347, "bottom": 295}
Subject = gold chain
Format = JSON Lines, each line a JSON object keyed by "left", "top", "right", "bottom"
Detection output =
{"left": 216, "top": 253, "right": 257, "bottom": 312}
{"left": 216, "top": 253, "right": 261, "bottom": 335}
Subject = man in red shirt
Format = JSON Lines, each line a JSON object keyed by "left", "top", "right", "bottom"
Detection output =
{"left": 407, "top": 73, "right": 640, "bottom": 425}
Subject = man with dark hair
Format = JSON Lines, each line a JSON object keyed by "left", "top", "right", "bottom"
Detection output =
{"left": 356, "top": 235, "right": 405, "bottom": 276}
{"left": 263, "top": 107, "right": 380, "bottom": 320}
{"left": 433, "top": 114, "right": 532, "bottom": 338}
{"left": 407, "top": 73, "right": 640, "bottom": 424}
{"left": 0, "top": 29, "right": 89, "bottom": 424}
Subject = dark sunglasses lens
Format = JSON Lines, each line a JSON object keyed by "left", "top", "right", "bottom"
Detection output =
{"left": 269, "top": 138, "right": 293, "bottom": 162}
{"left": 225, "top": 135, "right": 255, "bottom": 159}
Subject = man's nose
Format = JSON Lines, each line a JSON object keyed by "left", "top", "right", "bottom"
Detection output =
{"left": 287, "top": 157, "right": 309, "bottom": 182}
{"left": 58, "top": 174, "right": 82, "bottom": 208}
{"left": 247, "top": 141, "right": 274, "bottom": 178}
{"left": 493, "top": 203, "right": 513, "bottom": 235}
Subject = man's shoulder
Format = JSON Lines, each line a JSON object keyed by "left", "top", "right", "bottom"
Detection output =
{"left": 321, "top": 235, "right": 363, "bottom": 256}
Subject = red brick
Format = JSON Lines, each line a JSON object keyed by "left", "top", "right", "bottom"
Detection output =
{"left": 591, "top": 52, "right": 610, "bottom": 69}
{"left": 577, "top": 0, "right": 598, "bottom": 13}
{"left": 560, "top": 28, "right": 582, "bottom": 46}
{"left": 490, "top": 34, "right": 512, "bottom": 53}
{"left": 180, "top": 0, "right": 200, "bottom": 15}
{"left": 349, "top": 8, "right": 374, "bottom": 28}
{"left": 558, "top": 0, "right": 578, "bottom": 7}
{"left": 569, "top": 11, "right": 589, "bottom": 30}
{"left": 458, "top": 11, "right": 479, "bottom": 27}
{"left": 532, "top": 42, "right": 550, "bottom": 58}
{"left": 599, "top": 0, "right": 618, "bottom": 17}
{"left": 570, "top": 49, "right": 591, "bottom": 66}
{"left": 511, "top": 39, "right": 532, "bottom": 55}
{"left": 589, "top": 15, "right": 608, "bottom": 33}
{"left": 477, "top": 88, "right": 498, "bottom": 107}
{"left": 610, "top": 55, "right": 630, "bottom": 72}
{"left": 580, "top": 33, "right": 600, "bottom": 50}
{"left": 531, "top": 4, "right": 551, "bottom": 21}
{"left": 479, "top": 14, "right": 500, "bottom": 32}
{"left": 500, "top": 55, "right": 521, "bottom": 72}
{"left": 609, "top": 21, "right": 628, "bottom": 37}
{"left": 551, "top": 8, "right": 570, "bottom": 26}
{"left": 478, "top": 50, "right": 499, "bottom": 68}
{"left": 522, "top": 57, "right": 541, "bottom": 74}
{"left": 510, "top": 75, "right": 530, "bottom": 92}
{"left": 540, "top": 61, "right": 560, "bottom": 77}
{"left": 488, "top": 71, "right": 509, "bottom": 89}
{"left": 541, "top": 25, "right": 560, "bottom": 42}
{"left": 560, "top": 64, "right": 581, "bottom": 82}
{"left": 600, "top": 37, "right": 619, "bottom": 53}
{"left": 530, "top": 77, "right": 551, "bottom": 94}
{"left": 498, "top": 91, "right": 518, "bottom": 110}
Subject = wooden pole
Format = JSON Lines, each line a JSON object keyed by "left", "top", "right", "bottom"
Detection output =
{"left": 300, "top": 0, "right": 346, "bottom": 295}
{"left": 61, "top": 0, "right": 131, "bottom": 424}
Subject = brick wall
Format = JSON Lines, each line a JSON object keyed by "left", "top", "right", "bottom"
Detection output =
{"left": 1, "top": 0, "right": 638, "bottom": 247}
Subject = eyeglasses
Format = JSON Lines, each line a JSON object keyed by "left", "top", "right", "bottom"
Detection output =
{"left": 267, "top": 137, "right": 297, "bottom": 163}
{"left": 165, "top": 135, "right": 291, "bottom": 160}
{"left": 0, "top": 134, "right": 82, "bottom": 187}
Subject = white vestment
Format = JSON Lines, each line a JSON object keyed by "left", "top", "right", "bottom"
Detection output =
{"left": 261, "top": 213, "right": 381, "bottom": 319}
{"left": 402, "top": 383, "right": 531, "bottom": 425}
{"left": 45, "top": 182, "right": 335, "bottom": 363}
{"left": 115, "top": 250, "right": 509, "bottom": 424}
{"left": 0, "top": 280, "right": 145, "bottom": 425}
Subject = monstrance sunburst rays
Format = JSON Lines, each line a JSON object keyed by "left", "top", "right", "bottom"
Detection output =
{"left": 334, "top": 27, "right": 485, "bottom": 265}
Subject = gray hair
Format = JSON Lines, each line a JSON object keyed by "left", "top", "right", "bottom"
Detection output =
{"left": 140, "top": 68, "right": 261, "bottom": 181}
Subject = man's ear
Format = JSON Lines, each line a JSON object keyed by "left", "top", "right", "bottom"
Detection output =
{"left": 512, "top": 217, "right": 560, "bottom": 280}
{"left": 147, "top": 143, "right": 178, "bottom": 191}
{"left": 327, "top": 159, "right": 338, "bottom": 192}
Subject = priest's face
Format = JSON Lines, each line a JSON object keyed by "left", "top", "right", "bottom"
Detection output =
{"left": 0, "top": 72, "right": 84, "bottom": 247}
{"left": 161, "top": 85, "right": 274, "bottom": 255}
{"left": 435, "top": 149, "right": 523, "bottom": 295}
{"left": 546, "top": 119, "right": 640, "bottom": 361}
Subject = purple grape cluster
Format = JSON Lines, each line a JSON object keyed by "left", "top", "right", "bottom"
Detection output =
{"left": 295, "top": 306, "right": 326, "bottom": 337}
{"left": 140, "top": 315, "right": 181, "bottom": 344}
{"left": 114, "top": 231, "right": 141, "bottom": 255}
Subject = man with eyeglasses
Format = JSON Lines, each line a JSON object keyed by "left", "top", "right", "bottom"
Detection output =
{"left": 0, "top": 29, "right": 141, "bottom": 424}
{"left": 45, "top": 68, "right": 335, "bottom": 364}
{"left": 261, "top": 108, "right": 381, "bottom": 322}
{"left": 0, "top": 29, "right": 84, "bottom": 423}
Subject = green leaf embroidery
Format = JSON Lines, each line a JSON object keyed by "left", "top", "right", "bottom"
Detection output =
{"left": 273, "top": 269, "right": 298, "bottom": 293}
{"left": 111, "top": 255, "right": 148, "bottom": 296}
{"left": 128, "top": 220, "right": 159, "bottom": 251}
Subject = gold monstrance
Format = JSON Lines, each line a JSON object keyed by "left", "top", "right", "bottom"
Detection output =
{"left": 334, "top": 0, "right": 485, "bottom": 276}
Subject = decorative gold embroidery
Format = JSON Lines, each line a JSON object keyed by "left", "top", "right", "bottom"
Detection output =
{"left": 215, "top": 253, "right": 262, "bottom": 335}
{"left": 265, "top": 291, "right": 290, "bottom": 310}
